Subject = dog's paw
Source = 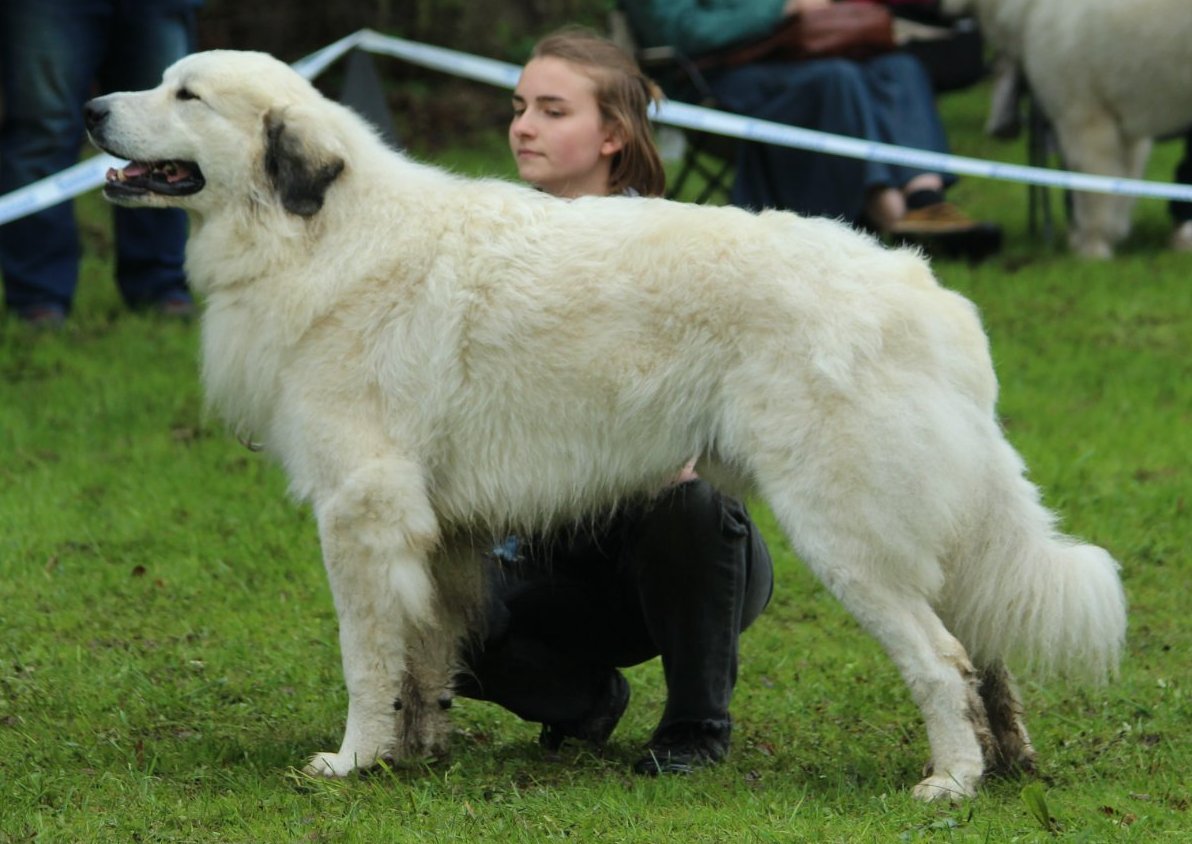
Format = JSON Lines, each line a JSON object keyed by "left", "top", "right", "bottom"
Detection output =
{"left": 1171, "top": 220, "right": 1192, "bottom": 252}
{"left": 912, "top": 771, "right": 979, "bottom": 802}
{"left": 1068, "top": 232, "right": 1114, "bottom": 261}
{"left": 303, "top": 751, "right": 369, "bottom": 778}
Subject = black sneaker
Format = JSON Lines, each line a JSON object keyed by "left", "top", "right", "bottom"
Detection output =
{"left": 16, "top": 305, "right": 67, "bottom": 329}
{"left": 539, "top": 671, "right": 630, "bottom": 751}
{"left": 153, "top": 290, "right": 196, "bottom": 319}
{"left": 632, "top": 720, "right": 731, "bottom": 776}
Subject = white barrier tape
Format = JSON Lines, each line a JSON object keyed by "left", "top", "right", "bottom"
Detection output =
{"left": 659, "top": 100, "right": 1192, "bottom": 202}
{"left": 291, "top": 30, "right": 367, "bottom": 80}
{"left": 0, "top": 156, "right": 123, "bottom": 226}
{"left": 354, "top": 29, "right": 1192, "bottom": 204}
{"left": 5, "top": 28, "right": 1191, "bottom": 228}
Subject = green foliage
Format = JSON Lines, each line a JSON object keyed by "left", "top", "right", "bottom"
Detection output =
{"left": 197, "top": 0, "right": 613, "bottom": 64}
{"left": 1021, "top": 784, "right": 1057, "bottom": 835}
{"left": 2, "top": 79, "right": 1190, "bottom": 842}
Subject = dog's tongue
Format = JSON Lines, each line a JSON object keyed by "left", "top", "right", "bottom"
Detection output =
{"left": 122, "top": 162, "right": 152, "bottom": 178}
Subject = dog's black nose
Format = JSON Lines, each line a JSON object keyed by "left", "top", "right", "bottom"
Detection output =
{"left": 83, "top": 100, "right": 108, "bottom": 133}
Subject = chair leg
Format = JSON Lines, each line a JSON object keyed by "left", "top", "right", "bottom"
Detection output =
{"left": 695, "top": 157, "right": 735, "bottom": 205}
{"left": 1027, "top": 94, "right": 1054, "bottom": 244}
{"left": 666, "top": 147, "right": 701, "bottom": 200}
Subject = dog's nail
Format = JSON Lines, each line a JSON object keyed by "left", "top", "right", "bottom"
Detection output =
{"left": 393, "top": 698, "right": 403, "bottom": 711}
{"left": 438, "top": 696, "right": 453, "bottom": 710}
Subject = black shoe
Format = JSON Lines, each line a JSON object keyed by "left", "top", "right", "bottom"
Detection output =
{"left": 15, "top": 305, "right": 66, "bottom": 329}
{"left": 153, "top": 290, "right": 196, "bottom": 319}
{"left": 632, "top": 720, "right": 731, "bottom": 776}
{"left": 539, "top": 671, "right": 630, "bottom": 751}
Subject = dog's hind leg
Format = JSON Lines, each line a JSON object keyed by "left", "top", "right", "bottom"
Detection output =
{"left": 853, "top": 588, "right": 993, "bottom": 801}
{"left": 764, "top": 496, "right": 993, "bottom": 800}
{"left": 976, "top": 661, "right": 1036, "bottom": 777}
{"left": 303, "top": 459, "right": 441, "bottom": 778}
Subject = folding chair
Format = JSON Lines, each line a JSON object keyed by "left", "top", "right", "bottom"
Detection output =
{"left": 608, "top": 9, "right": 737, "bottom": 204}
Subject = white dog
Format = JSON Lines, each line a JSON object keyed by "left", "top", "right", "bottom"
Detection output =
{"left": 943, "top": 0, "right": 1192, "bottom": 258}
{"left": 84, "top": 50, "right": 1126, "bottom": 801}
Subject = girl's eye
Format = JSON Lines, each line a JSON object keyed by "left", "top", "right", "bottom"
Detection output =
{"left": 512, "top": 107, "right": 525, "bottom": 117}
{"left": 177, "top": 88, "right": 200, "bottom": 102}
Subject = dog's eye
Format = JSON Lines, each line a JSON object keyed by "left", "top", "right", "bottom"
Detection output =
{"left": 176, "top": 87, "right": 200, "bottom": 102}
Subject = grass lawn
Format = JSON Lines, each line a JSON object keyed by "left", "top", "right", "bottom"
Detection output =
{"left": 1, "top": 70, "right": 1189, "bottom": 843}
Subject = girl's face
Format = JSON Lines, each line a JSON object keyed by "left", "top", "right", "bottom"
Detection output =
{"left": 510, "top": 57, "right": 624, "bottom": 198}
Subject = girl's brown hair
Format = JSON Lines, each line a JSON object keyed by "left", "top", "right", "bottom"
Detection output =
{"left": 530, "top": 27, "right": 667, "bottom": 197}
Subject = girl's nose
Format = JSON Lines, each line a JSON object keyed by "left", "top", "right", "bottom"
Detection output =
{"left": 511, "top": 114, "right": 534, "bottom": 137}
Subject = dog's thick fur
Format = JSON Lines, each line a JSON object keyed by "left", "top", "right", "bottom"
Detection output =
{"left": 944, "top": 0, "right": 1192, "bottom": 258}
{"left": 86, "top": 50, "right": 1127, "bottom": 801}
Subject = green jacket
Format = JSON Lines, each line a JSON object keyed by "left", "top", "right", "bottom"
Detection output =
{"left": 624, "top": 0, "right": 787, "bottom": 57}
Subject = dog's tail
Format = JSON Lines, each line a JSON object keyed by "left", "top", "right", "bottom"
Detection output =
{"left": 941, "top": 441, "right": 1127, "bottom": 682}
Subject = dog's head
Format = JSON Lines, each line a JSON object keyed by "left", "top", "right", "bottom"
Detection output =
{"left": 86, "top": 50, "right": 346, "bottom": 218}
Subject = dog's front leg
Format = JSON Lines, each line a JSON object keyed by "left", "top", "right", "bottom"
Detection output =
{"left": 303, "top": 459, "right": 440, "bottom": 778}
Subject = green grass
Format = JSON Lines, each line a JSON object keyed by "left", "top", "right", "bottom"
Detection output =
{"left": 2, "top": 79, "right": 1190, "bottom": 842}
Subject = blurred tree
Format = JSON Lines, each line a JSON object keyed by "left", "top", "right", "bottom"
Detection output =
{"left": 197, "top": 0, "right": 612, "bottom": 151}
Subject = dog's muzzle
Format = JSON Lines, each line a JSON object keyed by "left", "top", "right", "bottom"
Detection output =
{"left": 85, "top": 98, "right": 206, "bottom": 199}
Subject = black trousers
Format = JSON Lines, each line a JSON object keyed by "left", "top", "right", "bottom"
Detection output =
{"left": 456, "top": 480, "right": 774, "bottom": 737}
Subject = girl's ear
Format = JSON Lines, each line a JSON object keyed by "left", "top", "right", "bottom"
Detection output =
{"left": 600, "top": 124, "right": 626, "bottom": 158}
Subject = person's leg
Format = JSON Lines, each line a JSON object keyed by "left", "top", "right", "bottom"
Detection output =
{"left": 709, "top": 59, "right": 895, "bottom": 221}
{"left": 862, "top": 52, "right": 1003, "bottom": 259}
{"left": 455, "top": 484, "right": 774, "bottom": 768}
{"left": 454, "top": 529, "right": 642, "bottom": 744}
{"left": 101, "top": 0, "right": 196, "bottom": 309}
{"left": 0, "top": 0, "right": 111, "bottom": 318}
{"left": 622, "top": 481, "right": 774, "bottom": 774}
{"left": 456, "top": 572, "right": 630, "bottom": 729}
{"left": 862, "top": 52, "right": 953, "bottom": 191}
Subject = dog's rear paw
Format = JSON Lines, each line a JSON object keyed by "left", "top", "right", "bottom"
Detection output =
{"left": 1068, "top": 232, "right": 1114, "bottom": 260}
{"left": 303, "top": 751, "right": 369, "bottom": 778}
{"left": 912, "top": 771, "right": 979, "bottom": 802}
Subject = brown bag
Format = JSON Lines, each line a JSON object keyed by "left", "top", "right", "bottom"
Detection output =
{"left": 696, "top": 2, "right": 896, "bottom": 71}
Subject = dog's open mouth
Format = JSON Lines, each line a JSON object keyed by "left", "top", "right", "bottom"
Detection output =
{"left": 104, "top": 160, "right": 205, "bottom": 198}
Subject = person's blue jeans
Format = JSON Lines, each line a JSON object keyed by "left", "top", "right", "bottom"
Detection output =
{"left": 0, "top": 0, "right": 198, "bottom": 316}
{"left": 707, "top": 52, "right": 954, "bottom": 222}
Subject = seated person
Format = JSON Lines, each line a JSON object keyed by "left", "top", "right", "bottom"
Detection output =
{"left": 625, "top": 0, "right": 1002, "bottom": 259}
{"left": 454, "top": 28, "right": 774, "bottom": 776}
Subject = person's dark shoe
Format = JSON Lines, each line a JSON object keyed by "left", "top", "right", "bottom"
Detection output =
{"left": 539, "top": 671, "right": 630, "bottom": 751}
{"left": 632, "top": 720, "right": 731, "bottom": 776}
{"left": 153, "top": 290, "right": 196, "bottom": 319}
{"left": 887, "top": 202, "right": 1003, "bottom": 263}
{"left": 15, "top": 305, "right": 67, "bottom": 329}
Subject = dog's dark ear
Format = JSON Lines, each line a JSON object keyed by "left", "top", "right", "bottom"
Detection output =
{"left": 263, "top": 107, "right": 345, "bottom": 217}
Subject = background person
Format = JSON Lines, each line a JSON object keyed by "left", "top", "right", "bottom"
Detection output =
{"left": 624, "top": 0, "right": 1002, "bottom": 260}
{"left": 0, "top": 0, "right": 201, "bottom": 326}
{"left": 455, "top": 28, "right": 774, "bottom": 776}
